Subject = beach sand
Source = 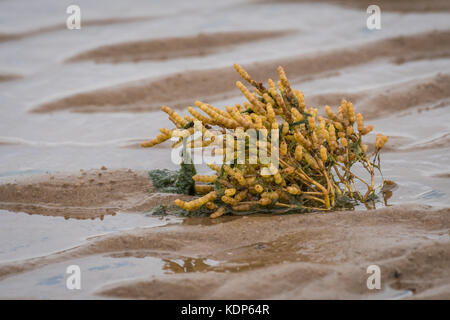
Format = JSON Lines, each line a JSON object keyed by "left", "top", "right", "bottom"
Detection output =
{"left": 66, "top": 30, "right": 293, "bottom": 63}
{"left": 0, "top": 0, "right": 449, "bottom": 299}
{"left": 0, "top": 172, "right": 448, "bottom": 299}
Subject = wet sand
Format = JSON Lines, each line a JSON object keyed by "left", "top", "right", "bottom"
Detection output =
{"left": 98, "top": 206, "right": 450, "bottom": 299}
{"left": 1, "top": 0, "right": 449, "bottom": 300}
{"left": 66, "top": 30, "right": 292, "bottom": 63}
{"left": 0, "top": 174, "right": 448, "bottom": 299}
{"left": 0, "top": 168, "right": 449, "bottom": 299}
{"left": 33, "top": 30, "right": 450, "bottom": 113}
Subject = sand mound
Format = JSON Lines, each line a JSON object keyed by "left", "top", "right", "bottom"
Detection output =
{"left": 0, "top": 168, "right": 188, "bottom": 219}
{"left": 0, "top": 73, "right": 21, "bottom": 82}
{"left": 0, "top": 204, "right": 448, "bottom": 298}
{"left": 433, "top": 173, "right": 450, "bottom": 179}
{"left": 66, "top": 30, "right": 292, "bottom": 63}
{"left": 32, "top": 30, "right": 450, "bottom": 113}
{"left": 0, "top": 170, "right": 448, "bottom": 298}
{"left": 91, "top": 205, "right": 450, "bottom": 299}
{"left": 257, "top": 0, "right": 450, "bottom": 12}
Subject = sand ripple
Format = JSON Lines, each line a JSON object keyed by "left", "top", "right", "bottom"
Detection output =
{"left": 33, "top": 30, "right": 450, "bottom": 113}
{"left": 66, "top": 30, "right": 292, "bottom": 63}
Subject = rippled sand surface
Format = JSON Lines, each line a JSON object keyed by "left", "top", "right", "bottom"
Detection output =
{"left": 0, "top": 0, "right": 449, "bottom": 299}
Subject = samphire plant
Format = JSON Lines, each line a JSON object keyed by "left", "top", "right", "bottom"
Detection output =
{"left": 142, "top": 64, "right": 388, "bottom": 218}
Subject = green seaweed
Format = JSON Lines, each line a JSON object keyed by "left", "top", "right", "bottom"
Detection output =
{"left": 148, "top": 160, "right": 197, "bottom": 195}
{"left": 148, "top": 169, "right": 179, "bottom": 193}
{"left": 176, "top": 161, "right": 197, "bottom": 195}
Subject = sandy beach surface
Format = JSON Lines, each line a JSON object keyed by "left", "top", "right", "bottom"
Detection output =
{"left": 0, "top": 0, "right": 449, "bottom": 299}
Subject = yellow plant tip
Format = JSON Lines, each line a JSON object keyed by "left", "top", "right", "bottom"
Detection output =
{"left": 221, "top": 195, "right": 237, "bottom": 205}
{"left": 309, "top": 107, "right": 318, "bottom": 117}
{"left": 159, "top": 128, "right": 172, "bottom": 136}
{"left": 274, "top": 172, "right": 283, "bottom": 184}
{"left": 254, "top": 88, "right": 263, "bottom": 97}
{"left": 294, "top": 131, "right": 312, "bottom": 149}
{"left": 161, "top": 106, "right": 187, "bottom": 128}
{"left": 225, "top": 188, "right": 237, "bottom": 197}
{"left": 188, "top": 106, "right": 214, "bottom": 125}
{"left": 234, "top": 64, "right": 252, "bottom": 83}
{"left": 375, "top": 134, "right": 389, "bottom": 150}
{"left": 356, "top": 113, "right": 364, "bottom": 132}
{"left": 320, "top": 145, "right": 328, "bottom": 162}
{"left": 287, "top": 186, "right": 301, "bottom": 195}
{"left": 232, "top": 204, "right": 252, "bottom": 212}
{"left": 207, "top": 163, "right": 221, "bottom": 172}
{"left": 294, "top": 145, "right": 303, "bottom": 161}
{"left": 334, "top": 121, "right": 344, "bottom": 132}
{"left": 235, "top": 190, "right": 248, "bottom": 202}
{"left": 192, "top": 174, "right": 218, "bottom": 183}
{"left": 294, "top": 90, "right": 306, "bottom": 111}
{"left": 195, "top": 184, "right": 214, "bottom": 194}
{"left": 283, "top": 166, "right": 295, "bottom": 174}
{"left": 259, "top": 198, "right": 272, "bottom": 206}
{"left": 308, "top": 116, "right": 316, "bottom": 130}
{"left": 174, "top": 199, "right": 185, "bottom": 208}
{"left": 291, "top": 108, "right": 304, "bottom": 122}
{"left": 360, "top": 124, "right": 374, "bottom": 135}
{"left": 346, "top": 125, "right": 353, "bottom": 136}
{"left": 304, "top": 152, "right": 320, "bottom": 170}
{"left": 262, "top": 191, "right": 279, "bottom": 201}
{"left": 234, "top": 171, "right": 247, "bottom": 186}
{"left": 325, "top": 105, "right": 337, "bottom": 122}
{"left": 205, "top": 201, "right": 217, "bottom": 210}
{"left": 236, "top": 81, "right": 266, "bottom": 115}
{"left": 281, "top": 122, "right": 289, "bottom": 135}
{"left": 246, "top": 176, "right": 256, "bottom": 185}
{"left": 263, "top": 93, "right": 276, "bottom": 106}
{"left": 266, "top": 103, "right": 276, "bottom": 122}
{"left": 346, "top": 102, "right": 356, "bottom": 123}
{"left": 141, "top": 132, "right": 170, "bottom": 148}
{"left": 280, "top": 141, "right": 287, "bottom": 156}
{"left": 254, "top": 184, "right": 264, "bottom": 193}
{"left": 210, "top": 206, "right": 226, "bottom": 219}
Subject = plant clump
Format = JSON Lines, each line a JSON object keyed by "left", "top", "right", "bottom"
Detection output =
{"left": 142, "top": 64, "right": 388, "bottom": 218}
